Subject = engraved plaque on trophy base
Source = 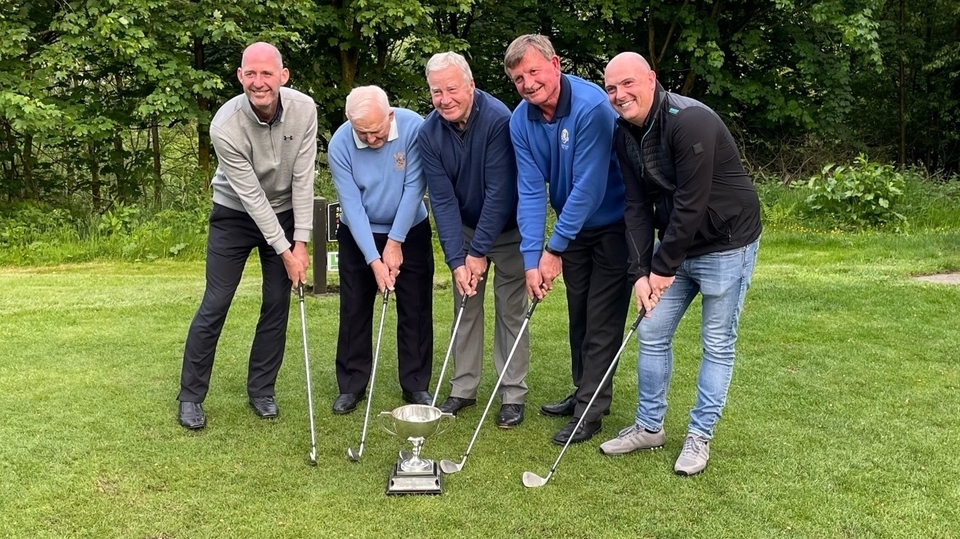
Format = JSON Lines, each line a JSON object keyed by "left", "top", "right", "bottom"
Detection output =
{"left": 386, "top": 461, "right": 443, "bottom": 495}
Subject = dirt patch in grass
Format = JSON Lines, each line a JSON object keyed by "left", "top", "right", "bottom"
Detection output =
{"left": 913, "top": 272, "right": 960, "bottom": 284}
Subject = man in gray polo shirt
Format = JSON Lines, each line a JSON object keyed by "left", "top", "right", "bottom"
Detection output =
{"left": 176, "top": 42, "right": 317, "bottom": 430}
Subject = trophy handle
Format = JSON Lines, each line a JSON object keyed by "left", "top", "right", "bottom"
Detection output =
{"left": 434, "top": 412, "right": 456, "bottom": 436}
{"left": 377, "top": 411, "right": 397, "bottom": 436}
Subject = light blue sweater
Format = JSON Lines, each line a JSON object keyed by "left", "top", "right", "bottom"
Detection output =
{"left": 328, "top": 108, "right": 428, "bottom": 264}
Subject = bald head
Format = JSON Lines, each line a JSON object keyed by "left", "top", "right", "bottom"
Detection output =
{"left": 242, "top": 42, "right": 283, "bottom": 70}
{"left": 237, "top": 42, "right": 289, "bottom": 121}
{"left": 604, "top": 52, "right": 656, "bottom": 126}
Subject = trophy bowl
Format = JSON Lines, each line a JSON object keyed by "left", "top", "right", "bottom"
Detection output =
{"left": 378, "top": 404, "right": 452, "bottom": 439}
{"left": 378, "top": 404, "right": 454, "bottom": 495}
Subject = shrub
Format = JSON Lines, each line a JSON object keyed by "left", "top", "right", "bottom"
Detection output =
{"left": 804, "top": 155, "right": 910, "bottom": 229}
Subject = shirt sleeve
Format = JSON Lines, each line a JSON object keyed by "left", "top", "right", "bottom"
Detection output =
{"left": 209, "top": 124, "right": 290, "bottom": 253}
{"left": 388, "top": 118, "right": 427, "bottom": 243}
{"left": 419, "top": 127, "right": 466, "bottom": 269}
{"left": 511, "top": 114, "right": 547, "bottom": 271}
{"left": 291, "top": 105, "right": 318, "bottom": 245}
{"left": 546, "top": 103, "right": 617, "bottom": 253}
{"left": 329, "top": 136, "right": 381, "bottom": 265}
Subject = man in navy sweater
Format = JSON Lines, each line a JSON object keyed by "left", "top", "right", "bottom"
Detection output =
{"left": 505, "top": 35, "right": 632, "bottom": 445}
{"left": 418, "top": 52, "right": 529, "bottom": 428}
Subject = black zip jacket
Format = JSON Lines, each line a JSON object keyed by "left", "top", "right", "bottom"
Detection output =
{"left": 615, "top": 82, "right": 762, "bottom": 280}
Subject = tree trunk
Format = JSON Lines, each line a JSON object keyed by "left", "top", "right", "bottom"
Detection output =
{"left": 89, "top": 142, "right": 101, "bottom": 208}
{"left": 194, "top": 36, "right": 212, "bottom": 183}
{"left": 22, "top": 134, "right": 36, "bottom": 199}
{"left": 897, "top": 0, "right": 906, "bottom": 169}
{"left": 152, "top": 122, "right": 162, "bottom": 206}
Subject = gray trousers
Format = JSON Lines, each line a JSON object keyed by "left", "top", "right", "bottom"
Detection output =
{"left": 448, "top": 227, "right": 529, "bottom": 404}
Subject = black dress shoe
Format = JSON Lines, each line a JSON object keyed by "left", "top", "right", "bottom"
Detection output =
{"left": 552, "top": 418, "right": 602, "bottom": 445}
{"left": 540, "top": 394, "right": 576, "bottom": 416}
{"left": 249, "top": 396, "right": 279, "bottom": 419}
{"left": 438, "top": 396, "right": 476, "bottom": 415}
{"left": 332, "top": 393, "right": 363, "bottom": 415}
{"left": 401, "top": 390, "right": 433, "bottom": 405}
{"left": 178, "top": 401, "right": 205, "bottom": 430}
{"left": 497, "top": 404, "right": 525, "bottom": 428}
{"left": 540, "top": 393, "right": 611, "bottom": 417}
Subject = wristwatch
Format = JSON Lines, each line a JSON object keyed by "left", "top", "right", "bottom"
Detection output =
{"left": 544, "top": 245, "right": 563, "bottom": 256}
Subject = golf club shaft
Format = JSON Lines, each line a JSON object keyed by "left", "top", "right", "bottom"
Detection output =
{"left": 298, "top": 283, "right": 318, "bottom": 459}
{"left": 431, "top": 294, "right": 469, "bottom": 407}
{"left": 454, "top": 297, "right": 539, "bottom": 466}
{"left": 540, "top": 308, "right": 645, "bottom": 482}
{"left": 354, "top": 289, "right": 391, "bottom": 457}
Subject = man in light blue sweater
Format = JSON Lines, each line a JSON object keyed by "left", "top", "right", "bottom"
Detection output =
{"left": 177, "top": 42, "right": 317, "bottom": 430}
{"left": 328, "top": 86, "right": 434, "bottom": 414}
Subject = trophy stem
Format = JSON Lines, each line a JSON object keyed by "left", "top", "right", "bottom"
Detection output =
{"left": 399, "top": 437, "right": 432, "bottom": 473}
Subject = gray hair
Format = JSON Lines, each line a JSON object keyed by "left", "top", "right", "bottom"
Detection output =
{"left": 425, "top": 52, "right": 473, "bottom": 82}
{"left": 503, "top": 34, "right": 556, "bottom": 74}
{"left": 345, "top": 86, "right": 391, "bottom": 121}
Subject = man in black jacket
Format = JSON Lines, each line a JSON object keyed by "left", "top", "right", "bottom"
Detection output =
{"left": 598, "top": 52, "right": 761, "bottom": 476}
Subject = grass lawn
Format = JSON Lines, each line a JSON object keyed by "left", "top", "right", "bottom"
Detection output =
{"left": 1, "top": 229, "right": 959, "bottom": 538}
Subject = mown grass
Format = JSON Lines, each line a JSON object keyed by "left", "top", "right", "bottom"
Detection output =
{"left": 1, "top": 228, "right": 959, "bottom": 538}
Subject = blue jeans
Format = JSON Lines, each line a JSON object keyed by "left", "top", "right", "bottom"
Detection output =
{"left": 635, "top": 238, "right": 759, "bottom": 439}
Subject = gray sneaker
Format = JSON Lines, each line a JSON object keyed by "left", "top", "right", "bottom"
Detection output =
{"left": 674, "top": 434, "right": 710, "bottom": 475}
{"left": 598, "top": 424, "right": 666, "bottom": 455}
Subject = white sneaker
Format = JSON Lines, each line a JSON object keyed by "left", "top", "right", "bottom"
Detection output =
{"left": 674, "top": 434, "right": 710, "bottom": 475}
{"left": 598, "top": 424, "right": 665, "bottom": 455}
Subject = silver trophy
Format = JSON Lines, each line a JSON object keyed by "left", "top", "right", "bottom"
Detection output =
{"left": 378, "top": 404, "right": 455, "bottom": 495}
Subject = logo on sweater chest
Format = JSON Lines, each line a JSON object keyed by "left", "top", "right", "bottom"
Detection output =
{"left": 394, "top": 152, "right": 406, "bottom": 170}
{"left": 560, "top": 128, "right": 570, "bottom": 150}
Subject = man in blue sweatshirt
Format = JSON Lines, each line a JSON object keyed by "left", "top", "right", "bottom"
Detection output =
{"left": 177, "top": 42, "right": 316, "bottom": 430}
{"left": 328, "top": 86, "right": 434, "bottom": 414}
{"left": 418, "top": 52, "right": 529, "bottom": 428}
{"left": 505, "top": 35, "right": 631, "bottom": 445}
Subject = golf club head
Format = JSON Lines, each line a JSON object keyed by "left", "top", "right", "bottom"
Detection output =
{"left": 308, "top": 449, "right": 317, "bottom": 466}
{"left": 439, "top": 459, "right": 463, "bottom": 474}
{"left": 521, "top": 471, "right": 548, "bottom": 488}
{"left": 346, "top": 447, "right": 362, "bottom": 462}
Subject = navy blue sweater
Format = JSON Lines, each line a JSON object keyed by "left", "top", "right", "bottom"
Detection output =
{"left": 419, "top": 89, "right": 518, "bottom": 270}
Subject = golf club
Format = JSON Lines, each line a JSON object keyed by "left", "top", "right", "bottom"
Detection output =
{"left": 430, "top": 294, "right": 469, "bottom": 407}
{"left": 296, "top": 282, "right": 318, "bottom": 466}
{"left": 439, "top": 297, "right": 539, "bottom": 475}
{"left": 346, "top": 288, "right": 391, "bottom": 461}
{"left": 521, "top": 307, "right": 645, "bottom": 488}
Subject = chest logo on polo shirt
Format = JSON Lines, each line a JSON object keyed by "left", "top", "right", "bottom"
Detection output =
{"left": 561, "top": 128, "right": 570, "bottom": 150}
{"left": 394, "top": 152, "right": 406, "bottom": 170}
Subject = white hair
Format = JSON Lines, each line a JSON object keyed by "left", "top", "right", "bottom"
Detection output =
{"left": 345, "top": 86, "right": 391, "bottom": 121}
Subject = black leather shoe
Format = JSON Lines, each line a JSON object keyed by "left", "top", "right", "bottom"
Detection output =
{"left": 540, "top": 394, "right": 576, "bottom": 416}
{"left": 402, "top": 390, "right": 433, "bottom": 405}
{"left": 332, "top": 393, "right": 363, "bottom": 415}
{"left": 438, "top": 396, "right": 476, "bottom": 415}
{"left": 249, "top": 396, "right": 279, "bottom": 419}
{"left": 552, "top": 418, "right": 602, "bottom": 445}
{"left": 178, "top": 401, "right": 205, "bottom": 430}
{"left": 497, "top": 404, "right": 525, "bottom": 428}
{"left": 540, "top": 394, "right": 611, "bottom": 417}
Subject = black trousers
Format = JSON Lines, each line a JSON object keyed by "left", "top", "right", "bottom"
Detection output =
{"left": 335, "top": 219, "right": 434, "bottom": 395}
{"left": 561, "top": 220, "right": 631, "bottom": 421}
{"left": 178, "top": 204, "right": 294, "bottom": 403}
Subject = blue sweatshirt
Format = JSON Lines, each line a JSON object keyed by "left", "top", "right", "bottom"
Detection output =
{"left": 328, "top": 108, "right": 428, "bottom": 264}
{"left": 511, "top": 74, "right": 625, "bottom": 270}
{"left": 418, "top": 89, "right": 518, "bottom": 270}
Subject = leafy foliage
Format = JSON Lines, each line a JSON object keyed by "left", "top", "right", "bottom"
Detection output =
{"left": 804, "top": 154, "right": 910, "bottom": 229}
